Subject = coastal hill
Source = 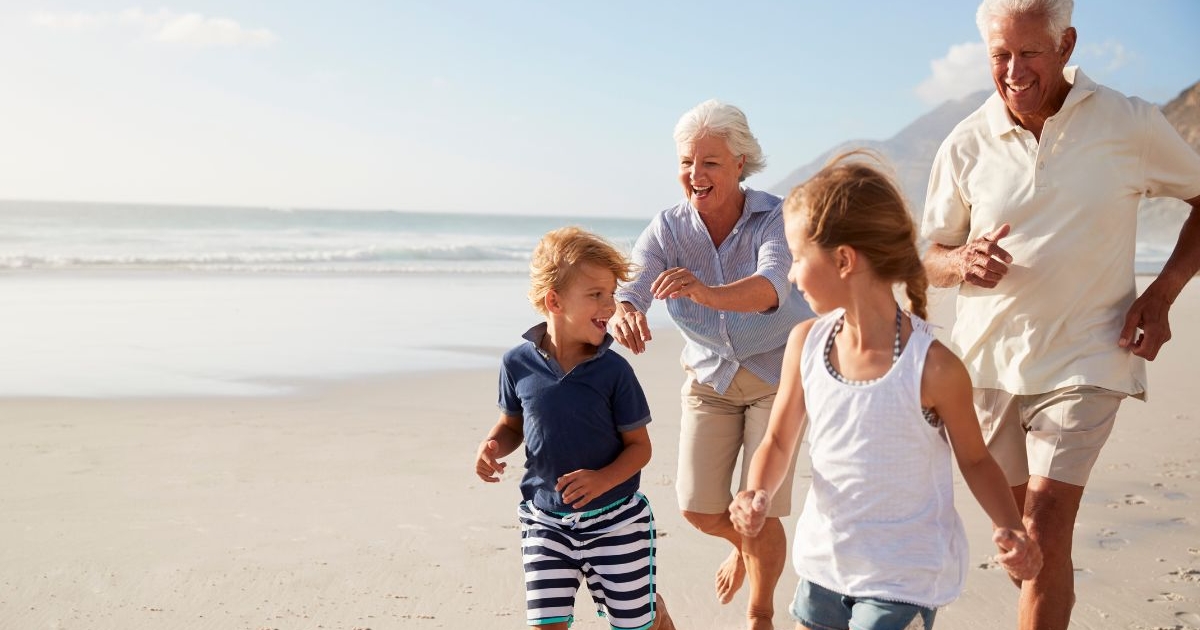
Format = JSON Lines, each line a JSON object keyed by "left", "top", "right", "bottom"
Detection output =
{"left": 769, "top": 78, "right": 1200, "bottom": 243}
{"left": 1163, "top": 80, "right": 1200, "bottom": 152}
{"left": 768, "top": 89, "right": 989, "bottom": 211}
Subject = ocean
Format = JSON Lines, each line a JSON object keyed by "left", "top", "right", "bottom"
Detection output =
{"left": 0, "top": 199, "right": 1179, "bottom": 397}
{"left": 0, "top": 200, "right": 662, "bottom": 397}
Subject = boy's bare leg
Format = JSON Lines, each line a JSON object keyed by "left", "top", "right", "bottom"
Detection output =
{"left": 684, "top": 510, "right": 784, "bottom": 630}
{"left": 651, "top": 594, "right": 676, "bottom": 630}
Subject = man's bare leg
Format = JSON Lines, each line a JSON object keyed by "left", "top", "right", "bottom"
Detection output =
{"left": 1015, "top": 476, "right": 1084, "bottom": 630}
{"left": 683, "top": 510, "right": 784, "bottom": 630}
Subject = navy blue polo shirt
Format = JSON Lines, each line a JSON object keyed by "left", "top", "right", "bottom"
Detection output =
{"left": 498, "top": 323, "right": 652, "bottom": 514}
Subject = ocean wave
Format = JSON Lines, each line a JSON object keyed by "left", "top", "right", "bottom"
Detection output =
{"left": 0, "top": 243, "right": 533, "bottom": 272}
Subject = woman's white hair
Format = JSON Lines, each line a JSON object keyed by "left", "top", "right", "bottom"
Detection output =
{"left": 673, "top": 99, "right": 766, "bottom": 182}
{"left": 976, "top": 0, "right": 1073, "bottom": 41}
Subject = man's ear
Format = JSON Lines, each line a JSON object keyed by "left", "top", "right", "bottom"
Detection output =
{"left": 1059, "top": 26, "right": 1077, "bottom": 63}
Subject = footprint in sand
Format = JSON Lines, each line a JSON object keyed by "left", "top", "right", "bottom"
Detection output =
{"left": 1124, "top": 494, "right": 1148, "bottom": 505}
{"left": 1146, "top": 591, "right": 1185, "bottom": 603}
{"left": 1175, "top": 611, "right": 1200, "bottom": 626}
{"left": 1096, "top": 528, "right": 1129, "bottom": 551}
{"left": 1166, "top": 568, "right": 1200, "bottom": 583}
{"left": 1098, "top": 537, "right": 1130, "bottom": 551}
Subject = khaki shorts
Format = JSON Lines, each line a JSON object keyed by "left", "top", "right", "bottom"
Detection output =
{"left": 975, "top": 385, "right": 1126, "bottom": 487}
{"left": 676, "top": 367, "right": 798, "bottom": 517}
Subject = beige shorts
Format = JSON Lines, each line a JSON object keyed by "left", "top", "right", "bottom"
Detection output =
{"left": 975, "top": 385, "right": 1126, "bottom": 487}
{"left": 676, "top": 367, "right": 798, "bottom": 517}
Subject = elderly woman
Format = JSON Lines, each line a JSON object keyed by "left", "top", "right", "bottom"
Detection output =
{"left": 612, "top": 99, "right": 812, "bottom": 630}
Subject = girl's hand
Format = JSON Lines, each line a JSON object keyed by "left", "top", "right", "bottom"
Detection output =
{"left": 994, "top": 528, "right": 1042, "bottom": 581}
{"left": 729, "top": 489, "right": 770, "bottom": 537}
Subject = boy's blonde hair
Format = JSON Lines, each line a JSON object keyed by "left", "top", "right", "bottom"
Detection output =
{"left": 528, "top": 227, "right": 634, "bottom": 315}
{"left": 783, "top": 150, "right": 930, "bottom": 319}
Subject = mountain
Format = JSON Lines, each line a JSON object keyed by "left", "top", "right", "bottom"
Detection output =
{"left": 1138, "top": 79, "right": 1200, "bottom": 248}
{"left": 1162, "top": 80, "right": 1200, "bottom": 153}
{"left": 769, "top": 79, "right": 1200, "bottom": 234}
{"left": 768, "top": 89, "right": 989, "bottom": 212}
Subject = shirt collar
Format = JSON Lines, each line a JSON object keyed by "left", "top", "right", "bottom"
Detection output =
{"left": 985, "top": 65, "right": 1096, "bottom": 137}
{"left": 521, "top": 321, "right": 614, "bottom": 361}
{"left": 742, "top": 187, "right": 777, "bottom": 215}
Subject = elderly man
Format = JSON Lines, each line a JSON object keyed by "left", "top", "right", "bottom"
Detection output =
{"left": 921, "top": 0, "right": 1200, "bottom": 628}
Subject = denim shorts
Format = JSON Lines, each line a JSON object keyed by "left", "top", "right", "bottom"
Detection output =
{"left": 790, "top": 579, "right": 937, "bottom": 630}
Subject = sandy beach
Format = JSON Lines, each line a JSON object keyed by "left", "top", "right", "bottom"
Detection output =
{"left": 2, "top": 279, "right": 1199, "bottom": 630}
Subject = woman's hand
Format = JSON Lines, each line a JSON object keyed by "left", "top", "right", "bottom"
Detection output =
{"left": 611, "top": 303, "right": 652, "bottom": 354}
{"left": 652, "top": 267, "right": 710, "bottom": 304}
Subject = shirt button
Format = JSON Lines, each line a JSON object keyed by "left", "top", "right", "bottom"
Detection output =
{"left": 719, "top": 313, "right": 725, "bottom": 319}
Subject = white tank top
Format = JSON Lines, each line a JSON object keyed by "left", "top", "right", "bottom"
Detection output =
{"left": 792, "top": 308, "right": 968, "bottom": 608}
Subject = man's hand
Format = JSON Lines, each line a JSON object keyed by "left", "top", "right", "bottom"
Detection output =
{"left": 994, "top": 528, "right": 1043, "bottom": 581}
{"left": 729, "top": 489, "right": 770, "bottom": 537}
{"left": 959, "top": 224, "right": 1013, "bottom": 288}
{"left": 1119, "top": 287, "right": 1173, "bottom": 360}
{"left": 474, "top": 439, "right": 507, "bottom": 482}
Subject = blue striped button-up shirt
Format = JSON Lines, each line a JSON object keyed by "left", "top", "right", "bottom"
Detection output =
{"left": 616, "top": 188, "right": 813, "bottom": 394}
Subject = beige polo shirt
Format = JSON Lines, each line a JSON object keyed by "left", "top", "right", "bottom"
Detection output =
{"left": 922, "top": 67, "right": 1200, "bottom": 397}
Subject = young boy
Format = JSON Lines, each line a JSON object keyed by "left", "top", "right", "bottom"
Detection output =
{"left": 475, "top": 227, "right": 676, "bottom": 630}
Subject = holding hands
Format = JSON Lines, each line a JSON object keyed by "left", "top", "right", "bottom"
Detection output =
{"left": 993, "top": 528, "right": 1043, "bottom": 581}
{"left": 729, "top": 489, "right": 771, "bottom": 537}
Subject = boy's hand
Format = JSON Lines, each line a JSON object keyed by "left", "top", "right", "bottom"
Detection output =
{"left": 555, "top": 469, "right": 611, "bottom": 509}
{"left": 729, "top": 489, "right": 770, "bottom": 537}
{"left": 993, "top": 528, "right": 1042, "bottom": 581}
{"left": 475, "top": 439, "right": 506, "bottom": 482}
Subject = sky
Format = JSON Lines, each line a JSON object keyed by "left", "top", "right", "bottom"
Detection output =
{"left": 1, "top": 1, "right": 1197, "bottom": 218}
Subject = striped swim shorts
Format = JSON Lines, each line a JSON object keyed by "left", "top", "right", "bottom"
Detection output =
{"left": 518, "top": 492, "right": 660, "bottom": 629}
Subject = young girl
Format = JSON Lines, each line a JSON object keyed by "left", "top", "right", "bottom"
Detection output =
{"left": 728, "top": 152, "right": 1042, "bottom": 630}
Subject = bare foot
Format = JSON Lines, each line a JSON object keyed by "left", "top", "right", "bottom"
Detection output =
{"left": 715, "top": 549, "right": 746, "bottom": 604}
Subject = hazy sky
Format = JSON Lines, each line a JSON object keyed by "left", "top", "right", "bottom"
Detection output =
{"left": 1, "top": 1, "right": 1197, "bottom": 217}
